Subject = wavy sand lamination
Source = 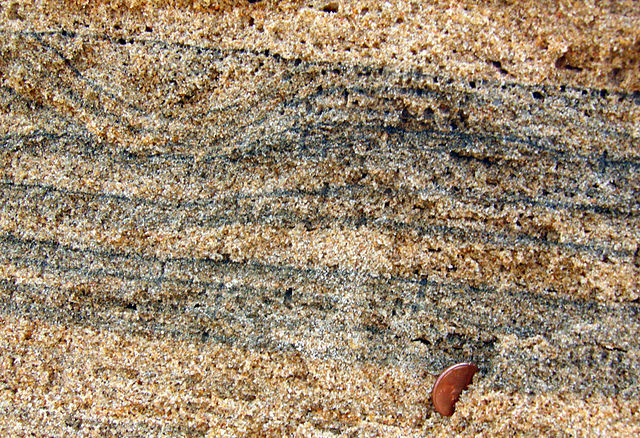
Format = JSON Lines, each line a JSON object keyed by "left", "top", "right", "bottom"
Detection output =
{"left": 1, "top": 1, "right": 639, "bottom": 436}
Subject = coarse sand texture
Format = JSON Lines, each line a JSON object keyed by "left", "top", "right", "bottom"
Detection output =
{"left": 1, "top": 1, "right": 639, "bottom": 436}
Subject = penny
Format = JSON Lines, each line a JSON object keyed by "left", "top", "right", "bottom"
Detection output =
{"left": 431, "top": 362, "right": 478, "bottom": 416}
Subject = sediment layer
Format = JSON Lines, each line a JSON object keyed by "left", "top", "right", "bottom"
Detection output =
{"left": 1, "top": 1, "right": 639, "bottom": 436}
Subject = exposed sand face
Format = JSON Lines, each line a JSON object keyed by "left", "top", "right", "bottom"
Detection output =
{"left": 1, "top": 0, "right": 639, "bottom": 436}
{"left": 4, "top": 0, "right": 640, "bottom": 91}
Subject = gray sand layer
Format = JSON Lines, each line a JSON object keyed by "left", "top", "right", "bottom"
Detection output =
{"left": 1, "top": 1, "right": 639, "bottom": 436}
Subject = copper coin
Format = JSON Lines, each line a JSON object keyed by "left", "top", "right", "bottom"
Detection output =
{"left": 431, "top": 362, "right": 478, "bottom": 416}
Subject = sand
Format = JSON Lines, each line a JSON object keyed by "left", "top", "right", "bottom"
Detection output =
{"left": 1, "top": 0, "right": 639, "bottom": 436}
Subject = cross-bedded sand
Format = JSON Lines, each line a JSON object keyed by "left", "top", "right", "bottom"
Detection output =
{"left": 1, "top": 1, "right": 639, "bottom": 436}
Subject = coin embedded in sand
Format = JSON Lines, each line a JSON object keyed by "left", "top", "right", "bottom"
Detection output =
{"left": 431, "top": 362, "right": 478, "bottom": 416}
